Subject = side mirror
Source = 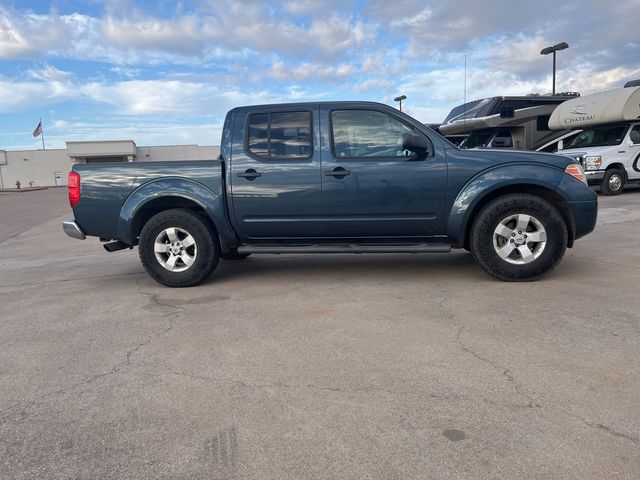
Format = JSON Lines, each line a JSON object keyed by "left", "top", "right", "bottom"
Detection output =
{"left": 402, "top": 133, "right": 429, "bottom": 158}
{"left": 558, "top": 140, "right": 564, "bottom": 151}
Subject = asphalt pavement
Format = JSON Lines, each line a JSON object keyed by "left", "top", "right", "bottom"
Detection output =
{"left": 1, "top": 187, "right": 639, "bottom": 479}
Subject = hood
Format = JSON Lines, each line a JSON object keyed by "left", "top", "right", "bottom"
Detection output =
{"left": 451, "top": 147, "right": 574, "bottom": 170}
{"left": 557, "top": 145, "right": 617, "bottom": 163}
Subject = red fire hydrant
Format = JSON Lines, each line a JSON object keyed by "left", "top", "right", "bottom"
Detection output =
{"left": 15, "top": 180, "right": 21, "bottom": 189}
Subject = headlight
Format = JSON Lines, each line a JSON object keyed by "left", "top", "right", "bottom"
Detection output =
{"left": 565, "top": 163, "right": 587, "bottom": 185}
{"left": 584, "top": 155, "right": 602, "bottom": 171}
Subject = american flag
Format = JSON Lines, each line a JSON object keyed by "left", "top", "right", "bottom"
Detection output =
{"left": 32, "top": 121, "right": 43, "bottom": 137}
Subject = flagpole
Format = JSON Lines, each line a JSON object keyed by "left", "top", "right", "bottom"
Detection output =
{"left": 40, "top": 118, "right": 45, "bottom": 150}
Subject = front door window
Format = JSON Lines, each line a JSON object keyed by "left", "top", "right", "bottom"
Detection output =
{"left": 331, "top": 110, "right": 421, "bottom": 159}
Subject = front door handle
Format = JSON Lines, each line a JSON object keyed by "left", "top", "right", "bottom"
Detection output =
{"left": 237, "top": 169, "right": 262, "bottom": 180}
{"left": 325, "top": 167, "right": 351, "bottom": 179}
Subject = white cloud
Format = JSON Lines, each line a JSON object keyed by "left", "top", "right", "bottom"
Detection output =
{"left": 0, "top": 0, "right": 638, "bottom": 142}
{"left": 269, "top": 60, "right": 357, "bottom": 81}
{"left": 0, "top": 5, "right": 376, "bottom": 64}
{"left": 27, "top": 65, "right": 72, "bottom": 82}
{"left": 0, "top": 75, "right": 284, "bottom": 116}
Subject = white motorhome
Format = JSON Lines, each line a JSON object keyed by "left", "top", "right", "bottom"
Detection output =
{"left": 548, "top": 83, "right": 640, "bottom": 195}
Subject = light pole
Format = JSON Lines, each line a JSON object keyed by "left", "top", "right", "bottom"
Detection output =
{"left": 394, "top": 95, "right": 406, "bottom": 112}
{"left": 540, "top": 42, "right": 569, "bottom": 95}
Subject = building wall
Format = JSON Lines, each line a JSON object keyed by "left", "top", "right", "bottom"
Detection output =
{"left": 136, "top": 145, "right": 219, "bottom": 162}
{"left": 67, "top": 140, "right": 137, "bottom": 158}
{"left": 0, "top": 144, "right": 221, "bottom": 189}
{"left": 0, "top": 149, "right": 72, "bottom": 189}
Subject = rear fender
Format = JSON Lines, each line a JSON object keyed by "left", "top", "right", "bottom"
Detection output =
{"left": 116, "top": 178, "right": 237, "bottom": 248}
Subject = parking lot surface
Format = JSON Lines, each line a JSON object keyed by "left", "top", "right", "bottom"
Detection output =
{"left": 1, "top": 187, "right": 639, "bottom": 479}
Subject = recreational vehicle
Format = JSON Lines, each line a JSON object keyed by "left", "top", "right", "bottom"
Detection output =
{"left": 439, "top": 94, "right": 579, "bottom": 151}
{"left": 548, "top": 82, "right": 640, "bottom": 195}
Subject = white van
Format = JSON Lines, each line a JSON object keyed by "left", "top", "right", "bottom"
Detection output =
{"left": 548, "top": 84, "right": 640, "bottom": 195}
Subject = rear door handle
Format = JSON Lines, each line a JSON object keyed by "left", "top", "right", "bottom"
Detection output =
{"left": 325, "top": 167, "right": 351, "bottom": 178}
{"left": 237, "top": 169, "right": 262, "bottom": 180}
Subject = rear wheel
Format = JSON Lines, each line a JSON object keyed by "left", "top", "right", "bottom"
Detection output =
{"left": 600, "top": 169, "right": 625, "bottom": 196}
{"left": 469, "top": 194, "right": 567, "bottom": 282}
{"left": 138, "top": 209, "right": 219, "bottom": 287}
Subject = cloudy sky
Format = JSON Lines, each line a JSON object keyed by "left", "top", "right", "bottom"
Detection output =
{"left": 1, "top": 0, "right": 639, "bottom": 150}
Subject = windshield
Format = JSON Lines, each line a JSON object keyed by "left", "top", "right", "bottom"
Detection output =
{"left": 443, "top": 98, "right": 496, "bottom": 124}
{"left": 567, "top": 124, "right": 629, "bottom": 148}
{"left": 459, "top": 131, "right": 492, "bottom": 149}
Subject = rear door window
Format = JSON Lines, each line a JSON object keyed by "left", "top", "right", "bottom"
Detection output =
{"left": 247, "top": 111, "right": 312, "bottom": 159}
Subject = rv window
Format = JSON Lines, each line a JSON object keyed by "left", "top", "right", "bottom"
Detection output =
{"left": 567, "top": 124, "right": 630, "bottom": 148}
{"left": 459, "top": 131, "right": 492, "bottom": 149}
{"left": 538, "top": 142, "right": 559, "bottom": 153}
{"left": 442, "top": 98, "right": 496, "bottom": 123}
{"left": 630, "top": 125, "right": 640, "bottom": 144}
{"left": 500, "top": 106, "right": 515, "bottom": 118}
{"left": 491, "top": 131, "right": 513, "bottom": 148}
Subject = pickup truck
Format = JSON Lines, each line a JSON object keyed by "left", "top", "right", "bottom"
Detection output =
{"left": 63, "top": 101, "right": 598, "bottom": 287}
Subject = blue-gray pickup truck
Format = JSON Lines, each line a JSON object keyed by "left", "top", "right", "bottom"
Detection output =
{"left": 63, "top": 101, "right": 597, "bottom": 287}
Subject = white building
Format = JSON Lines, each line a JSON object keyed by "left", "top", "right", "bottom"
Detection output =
{"left": 0, "top": 140, "right": 220, "bottom": 189}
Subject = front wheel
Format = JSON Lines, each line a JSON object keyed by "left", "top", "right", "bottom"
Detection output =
{"left": 138, "top": 209, "right": 219, "bottom": 287}
{"left": 600, "top": 169, "right": 625, "bottom": 196}
{"left": 469, "top": 194, "right": 568, "bottom": 282}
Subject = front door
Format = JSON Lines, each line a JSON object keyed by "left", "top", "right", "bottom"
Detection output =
{"left": 320, "top": 106, "right": 448, "bottom": 238}
{"left": 229, "top": 107, "right": 322, "bottom": 240}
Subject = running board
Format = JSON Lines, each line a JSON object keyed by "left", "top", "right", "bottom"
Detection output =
{"left": 237, "top": 244, "right": 451, "bottom": 254}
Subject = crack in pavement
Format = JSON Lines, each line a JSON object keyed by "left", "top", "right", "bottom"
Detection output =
{"left": 124, "top": 370, "right": 536, "bottom": 411}
{"left": 0, "top": 279, "right": 180, "bottom": 418}
{"left": 453, "top": 327, "right": 639, "bottom": 445}
{"left": 560, "top": 409, "right": 640, "bottom": 445}
{"left": 0, "top": 271, "right": 144, "bottom": 288}
{"left": 454, "top": 326, "right": 541, "bottom": 409}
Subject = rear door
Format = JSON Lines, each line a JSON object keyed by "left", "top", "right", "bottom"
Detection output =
{"left": 229, "top": 106, "right": 322, "bottom": 240}
{"left": 320, "top": 106, "right": 448, "bottom": 238}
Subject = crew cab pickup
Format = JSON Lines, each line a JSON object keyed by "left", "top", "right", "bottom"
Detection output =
{"left": 63, "top": 101, "right": 598, "bottom": 287}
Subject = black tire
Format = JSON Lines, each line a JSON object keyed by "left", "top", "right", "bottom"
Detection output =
{"left": 221, "top": 249, "right": 251, "bottom": 261}
{"left": 469, "top": 194, "right": 568, "bottom": 282}
{"left": 138, "top": 209, "right": 219, "bottom": 287}
{"left": 600, "top": 169, "right": 625, "bottom": 196}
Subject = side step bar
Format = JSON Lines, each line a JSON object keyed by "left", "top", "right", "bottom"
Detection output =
{"left": 237, "top": 244, "right": 451, "bottom": 254}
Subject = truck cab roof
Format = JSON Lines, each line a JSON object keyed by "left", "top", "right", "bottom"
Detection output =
{"left": 229, "top": 101, "right": 392, "bottom": 112}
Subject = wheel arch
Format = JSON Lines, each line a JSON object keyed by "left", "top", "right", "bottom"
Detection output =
{"left": 456, "top": 184, "right": 576, "bottom": 250}
{"left": 605, "top": 163, "right": 627, "bottom": 180}
{"left": 116, "top": 178, "right": 237, "bottom": 251}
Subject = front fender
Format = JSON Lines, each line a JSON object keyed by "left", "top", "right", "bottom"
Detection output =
{"left": 116, "top": 178, "right": 236, "bottom": 247}
{"left": 446, "top": 163, "right": 565, "bottom": 245}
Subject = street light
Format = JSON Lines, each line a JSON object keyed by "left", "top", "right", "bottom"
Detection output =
{"left": 540, "top": 42, "right": 569, "bottom": 95}
{"left": 394, "top": 95, "right": 407, "bottom": 112}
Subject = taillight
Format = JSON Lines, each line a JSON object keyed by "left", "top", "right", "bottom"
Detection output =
{"left": 564, "top": 163, "right": 587, "bottom": 185}
{"left": 68, "top": 171, "right": 80, "bottom": 208}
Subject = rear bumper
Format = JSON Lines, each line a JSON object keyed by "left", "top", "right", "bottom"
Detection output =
{"left": 63, "top": 220, "right": 86, "bottom": 240}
